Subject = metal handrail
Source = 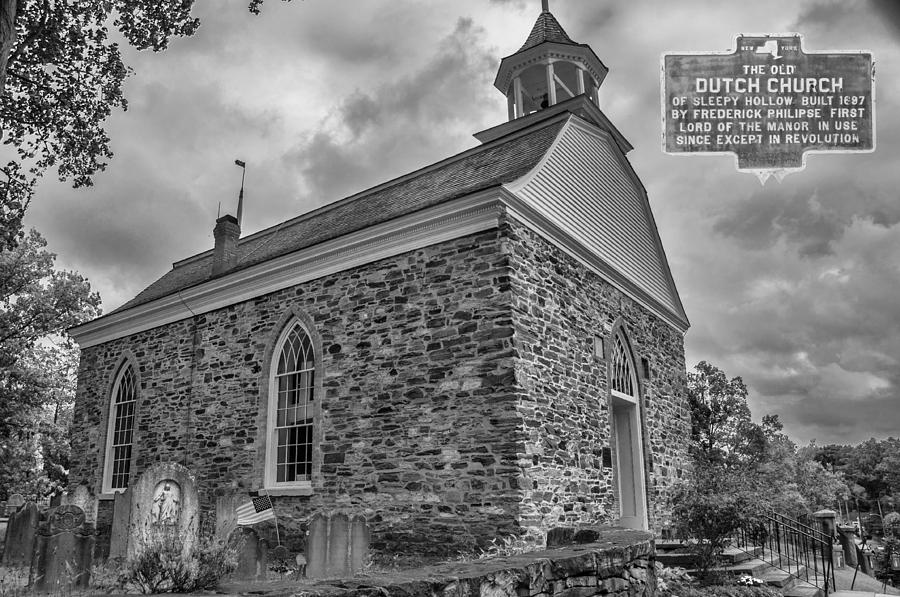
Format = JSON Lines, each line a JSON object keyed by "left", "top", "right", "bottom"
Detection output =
{"left": 734, "top": 509, "right": 835, "bottom": 594}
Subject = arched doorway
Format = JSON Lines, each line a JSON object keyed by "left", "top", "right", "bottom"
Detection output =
{"left": 609, "top": 331, "right": 648, "bottom": 530}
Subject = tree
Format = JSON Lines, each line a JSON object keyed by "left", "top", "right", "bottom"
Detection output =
{"left": 0, "top": 0, "right": 291, "bottom": 250}
{"left": 0, "top": 229, "right": 97, "bottom": 499}
{"left": 0, "top": 340, "right": 77, "bottom": 499}
{"left": 0, "top": 228, "right": 99, "bottom": 432}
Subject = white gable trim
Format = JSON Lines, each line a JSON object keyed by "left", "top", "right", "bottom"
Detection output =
{"left": 504, "top": 115, "right": 689, "bottom": 328}
{"left": 499, "top": 190, "right": 689, "bottom": 333}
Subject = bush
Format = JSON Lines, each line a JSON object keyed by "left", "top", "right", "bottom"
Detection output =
{"left": 670, "top": 481, "right": 759, "bottom": 576}
{"left": 664, "top": 583, "right": 781, "bottom": 597}
{"left": 117, "top": 529, "right": 239, "bottom": 594}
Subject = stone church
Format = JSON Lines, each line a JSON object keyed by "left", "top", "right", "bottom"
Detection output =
{"left": 69, "top": 3, "right": 691, "bottom": 556}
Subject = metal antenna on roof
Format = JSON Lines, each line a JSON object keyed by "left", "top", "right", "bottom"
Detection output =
{"left": 235, "top": 159, "right": 246, "bottom": 227}
{"left": 541, "top": 0, "right": 549, "bottom": 12}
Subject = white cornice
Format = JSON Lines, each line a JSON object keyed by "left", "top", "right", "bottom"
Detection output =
{"left": 70, "top": 191, "right": 508, "bottom": 348}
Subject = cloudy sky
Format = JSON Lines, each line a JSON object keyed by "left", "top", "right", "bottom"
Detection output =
{"left": 13, "top": 0, "right": 900, "bottom": 446}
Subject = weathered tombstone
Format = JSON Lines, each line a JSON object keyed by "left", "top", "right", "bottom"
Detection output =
{"left": 126, "top": 462, "right": 199, "bottom": 559}
{"left": 64, "top": 485, "right": 98, "bottom": 524}
{"left": 30, "top": 505, "right": 94, "bottom": 593}
{"left": 229, "top": 527, "right": 268, "bottom": 581}
{"left": 49, "top": 494, "right": 62, "bottom": 508}
{"left": 108, "top": 489, "right": 131, "bottom": 559}
{"left": 305, "top": 513, "right": 369, "bottom": 579}
{"left": 350, "top": 515, "right": 369, "bottom": 574}
{"left": 1, "top": 501, "right": 39, "bottom": 567}
{"left": 305, "top": 513, "right": 328, "bottom": 578}
{"left": 216, "top": 493, "right": 238, "bottom": 544}
{"left": 6, "top": 493, "right": 25, "bottom": 516}
{"left": 326, "top": 513, "right": 350, "bottom": 577}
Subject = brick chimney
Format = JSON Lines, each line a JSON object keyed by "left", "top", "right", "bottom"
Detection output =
{"left": 212, "top": 214, "right": 240, "bottom": 276}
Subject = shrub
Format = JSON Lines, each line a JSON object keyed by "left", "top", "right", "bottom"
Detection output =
{"left": 670, "top": 481, "right": 759, "bottom": 577}
{"left": 117, "top": 529, "right": 239, "bottom": 594}
{"left": 665, "top": 583, "right": 781, "bottom": 597}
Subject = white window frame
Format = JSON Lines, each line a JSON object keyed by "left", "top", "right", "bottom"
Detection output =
{"left": 264, "top": 320, "right": 316, "bottom": 490}
{"left": 102, "top": 364, "right": 137, "bottom": 494}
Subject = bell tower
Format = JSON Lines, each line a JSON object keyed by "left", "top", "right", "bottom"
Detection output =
{"left": 494, "top": 0, "right": 608, "bottom": 120}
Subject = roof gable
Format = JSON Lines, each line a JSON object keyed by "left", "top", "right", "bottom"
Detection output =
{"left": 504, "top": 116, "right": 689, "bottom": 330}
{"left": 112, "top": 119, "right": 567, "bottom": 314}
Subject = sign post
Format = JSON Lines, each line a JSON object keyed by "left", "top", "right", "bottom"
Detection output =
{"left": 662, "top": 35, "right": 874, "bottom": 183}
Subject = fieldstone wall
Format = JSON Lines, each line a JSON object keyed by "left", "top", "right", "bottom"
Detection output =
{"left": 71, "top": 213, "right": 690, "bottom": 558}
{"left": 503, "top": 216, "right": 691, "bottom": 535}
{"left": 71, "top": 229, "right": 525, "bottom": 557}
{"left": 243, "top": 527, "right": 656, "bottom": 597}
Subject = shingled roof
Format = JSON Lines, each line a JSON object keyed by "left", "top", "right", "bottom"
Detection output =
{"left": 113, "top": 119, "right": 566, "bottom": 314}
{"left": 517, "top": 10, "right": 577, "bottom": 53}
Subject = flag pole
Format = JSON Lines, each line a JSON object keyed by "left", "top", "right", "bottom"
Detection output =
{"left": 262, "top": 487, "right": 281, "bottom": 546}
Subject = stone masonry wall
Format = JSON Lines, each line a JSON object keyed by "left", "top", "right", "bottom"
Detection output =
{"left": 262, "top": 528, "right": 656, "bottom": 597}
{"left": 503, "top": 216, "right": 691, "bottom": 535}
{"left": 71, "top": 229, "right": 525, "bottom": 557}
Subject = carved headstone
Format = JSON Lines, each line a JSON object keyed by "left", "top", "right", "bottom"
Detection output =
{"left": 108, "top": 490, "right": 131, "bottom": 559}
{"left": 1, "top": 501, "right": 39, "bottom": 567}
{"left": 305, "top": 513, "right": 327, "bottom": 578}
{"left": 326, "top": 513, "right": 350, "bottom": 577}
{"left": 216, "top": 493, "right": 239, "bottom": 544}
{"left": 5, "top": 493, "right": 25, "bottom": 516}
{"left": 230, "top": 527, "right": 268, "bottom": 581}
{"left": 63, "top": 484, "right": 98, "bottom": 524}
{"left": 30, "top": 505, "right": 94, "bottom": 593}
{"left": 350, "top": 515, "right": 369, "bottom": 574}
{"left": 126, "top": 462, "right": 199, "bottom": 558}
{"left": 305, "top": 512, "right": 369, "bottom": 579}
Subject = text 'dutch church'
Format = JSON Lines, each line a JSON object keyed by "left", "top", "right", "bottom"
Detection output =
{"left": 69, "top": 3, "right": 692, "bottom": 556}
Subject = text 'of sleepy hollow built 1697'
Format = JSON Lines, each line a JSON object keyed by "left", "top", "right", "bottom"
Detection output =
{"left": 662, "top": 34, "right": 874, "bottom": 183}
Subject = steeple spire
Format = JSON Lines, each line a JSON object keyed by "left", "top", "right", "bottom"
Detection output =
{"left": 493, "top": 3, "right": 608, "bottom": 121}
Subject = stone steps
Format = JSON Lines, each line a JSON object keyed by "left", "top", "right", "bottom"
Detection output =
{"left": 655, "top": 541, "right": 825, "bottom": 597}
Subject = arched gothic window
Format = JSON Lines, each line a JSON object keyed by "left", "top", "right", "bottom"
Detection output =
{"left": 103, "top": 364, "right": 137, "bottom": 493}
{"left": 610, "top": 332, "right": 636, "bottom": 398}
{"left": 266, "top": 320, "right": 316, "bottom": 487}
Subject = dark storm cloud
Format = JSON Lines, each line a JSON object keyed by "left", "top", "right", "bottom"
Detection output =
{"left": 870, "top": 0, "right": 900, "bottom": 36}
{"left": 284, "top": 17, "right": 497, "bottom": 202}
{"left": 779, "top": 389, "right": 900, "bottom": 445}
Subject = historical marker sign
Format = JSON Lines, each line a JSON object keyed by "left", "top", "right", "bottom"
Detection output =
{"left": 662, "top": 35, "right": 874, "bottom": 182}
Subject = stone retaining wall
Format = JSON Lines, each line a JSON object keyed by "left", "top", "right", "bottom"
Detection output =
{"left": 263, "top": 528, "right": 655, "bottom": 597}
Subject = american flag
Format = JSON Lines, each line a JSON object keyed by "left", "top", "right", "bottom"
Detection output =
{"left": 236, "top": 495, "right": 276, "bottom": 525}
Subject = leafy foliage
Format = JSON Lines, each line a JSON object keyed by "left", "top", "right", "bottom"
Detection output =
{"left": 671, "top": 361, "right": 851, "bottom": 577}
{"left": 117, "top": 527, "right": 239, "bottom": 594}
{"left": 0, "top": 0, "right": 292, "bottom": 250}
{"left": 0, "top": 228, "right": 98, "bottom": 500}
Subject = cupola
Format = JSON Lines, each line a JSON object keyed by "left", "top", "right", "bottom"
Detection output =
{"left": 494, "top": 0, "right": 608, "bottom": 120}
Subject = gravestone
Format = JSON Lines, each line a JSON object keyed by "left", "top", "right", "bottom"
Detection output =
{"left": 350, "top": 515, "right": 369, "bottom": 574}
{"left": 305, "top": 513, "right": 327, "bottom": 578}
{"left": 327, "top": 513, "right": 350, "bottom": 577}
{"left": 305, "top": 512, "right": 369, "bottom": 579}
{"left": 6, "top": 493, "right": 25, "bottom": 516}
{"left": 108, "top": 490, "right": 131, "bottom": 559}
{"left": 1, "top": 501, "right": 39, "bottom": 567}
{"left": 30, "top": 505, "right": 94, "bottom": 593}
{"left": 215, "top": 493, "right": 239, "bottom": 544}
{"left": 230, "top": 527, "right": 268, "bottom": 581}
{"left": 126, "top": 462, "right": 199, "bottom": 558}
{"left": 63, "top": 485, "right": 98, "bottom": 524}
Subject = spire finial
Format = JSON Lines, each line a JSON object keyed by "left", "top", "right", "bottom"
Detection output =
{"left": 541, "top": 0, "right": 549, "bottom": 12}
